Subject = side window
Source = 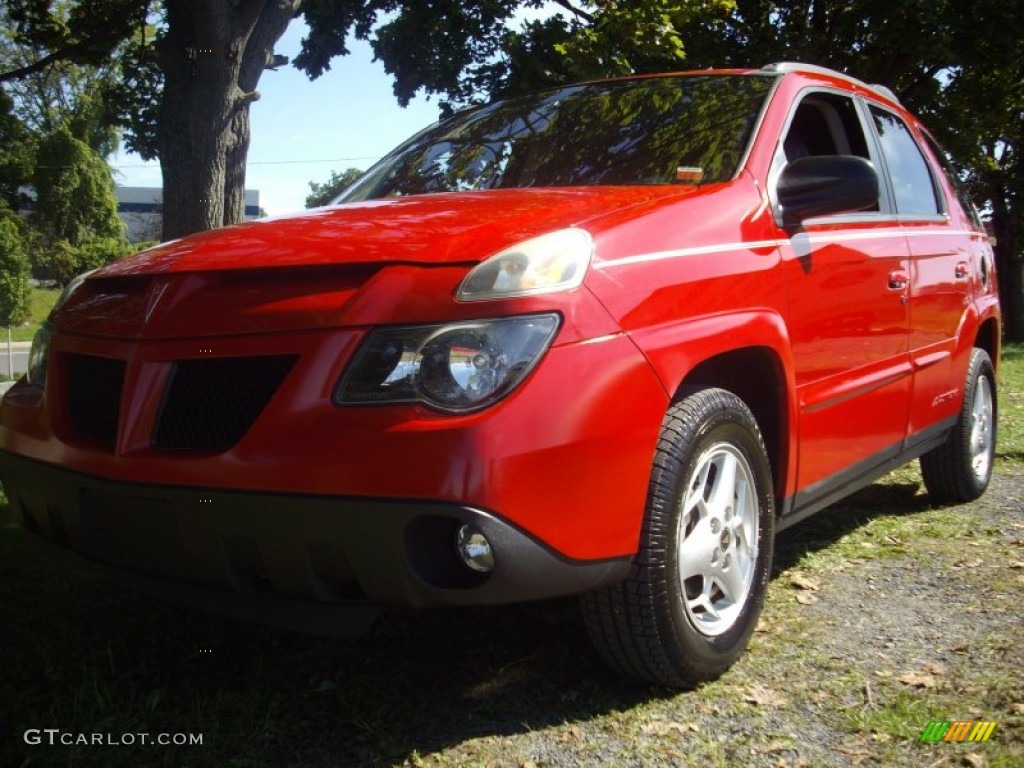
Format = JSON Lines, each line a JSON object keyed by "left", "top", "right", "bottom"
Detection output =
{"left": 775, "top": 91, "right": 879, "bottom": 212}
{"left": 783, "top": 94, "right": 870, "bottom": 162}
{"left": 922, "top": 132, "right": 983, "bottom": 228}
{"left": 869, "top": 107, "right": 941, "bottom": 217}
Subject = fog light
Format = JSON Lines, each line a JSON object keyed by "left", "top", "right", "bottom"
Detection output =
{"left": 455, "top": 524, "right": 494, "bottom": 573}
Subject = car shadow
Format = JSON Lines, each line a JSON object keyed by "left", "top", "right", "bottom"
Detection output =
{"left": 1, "top": 479, "right": 942, "bottom": 766}
{"left": 771, "top": 480, "right": 932, "bottom": 575}
{"left": 2, "top": 505, "right": 661, "bottom": 767}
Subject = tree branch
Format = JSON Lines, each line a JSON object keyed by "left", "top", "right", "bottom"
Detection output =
{"left": 550, "top": 0, "right": 595, "bottom": 24}
{"left": 0, "top": 48, "right": 68, "bottom": 84}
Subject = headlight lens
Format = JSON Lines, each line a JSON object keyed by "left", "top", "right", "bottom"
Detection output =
{"left": 336, "top": 314, "right": 560, "bottom": 412}
{"left": 26, "top": 323, "right": 53, "bottom": 388}
{"left": 24, "top": 268, "right": 95, "bottom": 390}
{"left": 456, "top": 228, "right": 593, "bottom": 301}
{"left": 52, "top": 268, "right": 97, "bottom": 315}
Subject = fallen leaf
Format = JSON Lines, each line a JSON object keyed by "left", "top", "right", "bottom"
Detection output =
{"left": 896, "top": 671, "right": 938, "bottom": 688}
{"left": 795, "top": 592, "right": 819, "bottom": 605}
{"left": 963, "top": 753, "right": 986, "bottom": 768}
{"left": 557, "top": 725, "right": 583, "bottom": 742}
{"left": 922, "top": 663, "right": 947, "bottom": 676}
{"left": 755, "top": 618, "right": 774, "bottom": 634}
{"left": 1009, "top": 561, "right": 1024, "bottom": 570}
{"left": 790, "top": 574, "right": 821, "bottom": 591}
{"left": 641, "top": 721, "right": 700, "bottom": 736}
{"left": 950, "top": 643, "right": 970, "bottom": 654}
{"left": 1010, "top": 702, "right": 1024, "bottom": 715}
{"left": 833, "top": 744, "right": 875, "bottom": 766}
{"left": 654, "top": 748, "right": 687, "bottom": 760}
{"left": 955, "top": 558, "right": 984, "bottom": 568}
{"left": 744, "top": 685, "right": 789, "bottom": 707}
{"left": 751, "top": 741, "right": 796, "bottom": 755}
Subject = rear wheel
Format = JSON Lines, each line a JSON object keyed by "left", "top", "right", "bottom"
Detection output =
{"left": 582, "top": 388, "right": 775, "bottom": 687}
{"left": 920, "top": 348, "right": 997, "bottom": 503}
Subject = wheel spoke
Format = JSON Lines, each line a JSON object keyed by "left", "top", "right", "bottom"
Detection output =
{"left": 677, "top": 521, "right": 710, "bottom": 578}
{"left": 682, "top": 461, "right": 713, "bottom": 516}
{"left": 686, "top": 577, "right": 721, "bottom": 622}
{"left": 715, "top": 560, "right": 746, "bottom": 605}
{"left": 708, "top": 452, "right": 738, "bottom": 514}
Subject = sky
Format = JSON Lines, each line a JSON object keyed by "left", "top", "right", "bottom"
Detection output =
{"left": 110, "top": 21, "right": 445, "bottom": 216}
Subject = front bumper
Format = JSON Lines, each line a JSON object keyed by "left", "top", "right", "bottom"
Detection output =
{"left": 0, "top": 450, "right": 630, "bottom": 634}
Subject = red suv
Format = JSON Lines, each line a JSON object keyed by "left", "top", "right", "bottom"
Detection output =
{"left": 0, "top": 63, "right": 1000, "bottom": 687}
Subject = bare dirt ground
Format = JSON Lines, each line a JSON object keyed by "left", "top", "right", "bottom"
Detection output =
{"left": 404, "top": 466, "right": 1023, "bottom": 768}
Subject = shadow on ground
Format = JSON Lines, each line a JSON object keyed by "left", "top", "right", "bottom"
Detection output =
{"left": 1, "top": 478, "right": 936, "bottom": 766}
{"left": 772, "top": 479, "right": 932, "bottom": 574}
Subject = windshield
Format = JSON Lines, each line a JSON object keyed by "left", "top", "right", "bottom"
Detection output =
{"left": 340, "top": 74, "right": 776, "bottom": 201}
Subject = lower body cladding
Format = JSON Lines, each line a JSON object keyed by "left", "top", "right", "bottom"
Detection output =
{"left": 0, "top": 450, "right": 630, "bottom": 635}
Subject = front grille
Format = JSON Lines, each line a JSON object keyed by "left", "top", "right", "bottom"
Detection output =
{"left": 153, "top": 355, "right": 298, "bottom": 452}
{"left": 67, "top": 354, "right": 126, "bottom": 448}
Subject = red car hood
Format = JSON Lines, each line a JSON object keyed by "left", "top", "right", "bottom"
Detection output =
{"left": 102, "top": 187, "right": 690, "bottom": 276}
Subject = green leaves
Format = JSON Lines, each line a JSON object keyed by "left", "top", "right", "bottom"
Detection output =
{"left": 305, "top": 167, "right": 364, "bottom": 208}
{"left": 0, "top": 203, "right": 31, "bottom": 327}
{"left": 30, "top": 127, "right": 128, "bottom": 284}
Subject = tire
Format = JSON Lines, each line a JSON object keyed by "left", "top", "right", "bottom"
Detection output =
{"left": 920, "top": 348, "right": 997, "bottom": 504}
{"left": 582, "top": 387, "right": 775, "bottom": 688}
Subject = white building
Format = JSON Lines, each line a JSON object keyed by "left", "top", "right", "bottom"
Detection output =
{"left": 116, "top": 186, "right": 261, "bottom": 243}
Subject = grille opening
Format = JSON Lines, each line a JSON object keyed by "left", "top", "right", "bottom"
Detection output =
{"left": 67, "top": 354, "right": 126, "bottom": 448}
{"left": 153, "top": 355, "right": 297, "bottom": 453}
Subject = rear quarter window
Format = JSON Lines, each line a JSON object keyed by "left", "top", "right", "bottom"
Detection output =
{"left": 869, "top": 107, "right": 943, "bottom": 217}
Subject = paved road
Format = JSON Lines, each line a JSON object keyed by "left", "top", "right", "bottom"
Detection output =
{"left": 1, "top": 341, "right": 30, "bottom": 379}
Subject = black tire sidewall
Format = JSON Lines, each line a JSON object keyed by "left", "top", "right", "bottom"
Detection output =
{"left": 655, "top": 395, "right": 775, "bottom": 676}
{"left": 960, "top": 350, "right": 997, "bottom": 495}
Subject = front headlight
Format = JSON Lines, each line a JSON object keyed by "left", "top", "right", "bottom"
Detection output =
{"left": 26, "top": 323, "right": 53, "bottom": 388}
{"left": 457, "top": 228, "right": 593, "bottom": 301}
{"left": 24, "top": 268, "right": 95, "bottom": 389}
{"left": 335, "top": 314, "right": 560, "bottom": 413}
{"left": 52, "top": 268, "right": 97, "bottom": 314}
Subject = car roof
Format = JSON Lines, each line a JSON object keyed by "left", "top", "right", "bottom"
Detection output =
{"left": 588, "top": 62, "right": 901, "bottom": 110}
{"left": 759, "top": 62, "right": 901, "bottom": 105}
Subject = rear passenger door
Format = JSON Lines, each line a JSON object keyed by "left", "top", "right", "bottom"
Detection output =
{"left": 772, "top": 91, "right": 913, "bottom": 496}
{"left": 865, "top": 105, "right": 981, "bottom": 441}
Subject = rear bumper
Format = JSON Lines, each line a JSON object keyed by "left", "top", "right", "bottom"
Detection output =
{"left": 0, "top": 450, "right": 629, "bottom": 634}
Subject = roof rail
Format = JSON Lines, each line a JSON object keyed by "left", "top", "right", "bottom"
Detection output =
{"left": 761, "top": 62, "right": 901, "bottom": 105}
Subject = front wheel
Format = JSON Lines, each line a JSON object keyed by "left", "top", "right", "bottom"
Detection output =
{"left": 920, "top": 348, "right": 997, "bottom": 504}
{"left": 582, "top": 388, "right": 775, "bottom": 688}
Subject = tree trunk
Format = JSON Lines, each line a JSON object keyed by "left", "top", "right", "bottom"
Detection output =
{"left": 156, "top": 0, "right": 299, "bottom": 241}
{"left": 991, "top": 205, "right": 1023, "bottom": 342}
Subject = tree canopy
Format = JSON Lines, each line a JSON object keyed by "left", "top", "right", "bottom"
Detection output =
{"left": 0, "top": 203, "right": 31, "bottom": 328}
{"left": 305, "top": 167, "right": 363, "bottom": 209}
{"left": 30, "top": 126, "right": 128, "bottom": 283}
{"left": 1, "top": 0, "right": 1021, "bottom": 334}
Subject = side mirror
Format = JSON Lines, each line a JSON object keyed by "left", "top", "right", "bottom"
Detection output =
{"left": 776, "top": 155, "right": 879, "bottom": 227}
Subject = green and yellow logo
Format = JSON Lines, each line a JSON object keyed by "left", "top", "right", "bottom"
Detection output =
{"left": 921, "top": 721, "right": 997, "bottom": 742}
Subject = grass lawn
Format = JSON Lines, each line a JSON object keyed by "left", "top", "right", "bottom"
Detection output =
{"left": 7, "top": 286, "right": 60, "bottom": 342}
{"left": 0, "top": 344, "right": 1021, "bottom": 767}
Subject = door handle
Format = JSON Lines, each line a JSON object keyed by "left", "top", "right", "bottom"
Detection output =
{"left": 955, "top": 261, "right": 970, "bottom": 279}
{"left": 888, "top": 269, "right": 909, "bottom": 290}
